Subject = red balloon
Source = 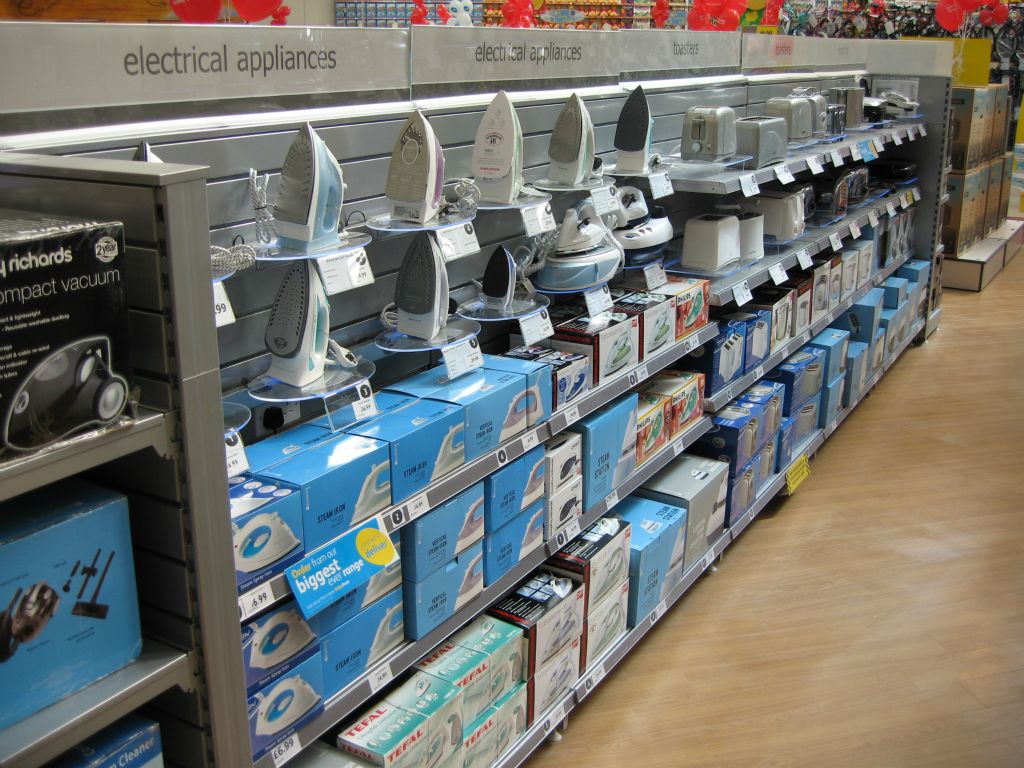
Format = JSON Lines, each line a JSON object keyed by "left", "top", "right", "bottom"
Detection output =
{"left": 725, "top": 0, "right": 748, "bottom": 13}
{"left": 956, "top": 0, "right": 984, "bottom": 11}
{"left": 688, "top": 7, "right": 711, "bottom": 29}
{"left": 702, "top": 0, "right": 727, "bottom": 14}
{"left": 936, "top": 0, "right": 965, "bottom": 30}
{"left": 169, "top": 0, "right": 221, "bottom": 22}
{"left": 979, "top": 8, "right": 995, "bottom": 24}
{"left": 233, "top": 0, "right": 281, "bottom": 22}
{"left": 991, "top": 2, "right": 1009, "bottom": 24}
{"left": 713, "top": 6, "right": 740, "bottom": 29}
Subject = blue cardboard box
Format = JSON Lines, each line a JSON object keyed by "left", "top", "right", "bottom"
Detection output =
{"left": 570, "top": 394, "right": 638, "bottom": 510}
{"left": 897, "top": 258, "right": 931, "bottom": 289}
{"left": 245, "top": 423, "right": 344, "bottom": 474}
{"left": 483, "top": 446, "right": 545, "bottom": 532}
{"left": 51, "top": 714, "right": 162, "bottom": 768}
{"left": 482, "top": 354, "right": 553, "bottom": 428}
{"left": 613, "top": 496, "right": 686, "bottom": 627}
{"left": 248, "top": 654, "right": 324, "bottom": 760}
{"left": 482, "top": 500, "right": 545, "bottom": 586}
{"left": 880, "top": 307, "right": 901, "bottom": 360}
{"left": 347, "top": 398, "right": 465, "bottom": 503}
{"left": 753, "top": 440, "right": 775, "bottom": 496}
{"left": 792, "top": 391, "right": 821, "bottom": 445}
{"left": 310, "top": 391, "right": 419, "bottom": 431}
{"left": 692, "top": 399, "right": 767, "bottom": 474}
{"left": 820, "top": 373, "right": 846, "bottom": 427}
{"left": 723, "top": 310, "right": 772, "bottom": 374}
{"left": 736, "top": 380, "right": 785, "bottom": 444}
{"left": 388, "top": 367, "right": 527, "bottom": 461}
{"left": 834, "top": 287, "right": 883, "bottom": 343}
{"left": 242, "top": 601, "right": 319, "bottom": 697}
{"left": 808, "top": 328, "right": 850, "bottom": 385}
{"left": 764, "top": 347, "right": 825, "bottom": 415}
{"left": 844, "top": 341, "right": 869, "bottom": 408}
{"left": 870, "top": 326, "right": 886, "bottom": 372}
{"left": 230, "top": 474, "right": 304, "bottom": 594}
{"left": 683, "top": 319, "right": 747, "bottom": 394}
{"left": 402, "top": 483, "right": 485, "bottom": 582}
{"left": 776, "top": 415, "right": 797, "bottom": 472}
{"left": 727, "top": 454, "right": 761, "bottom": 524}
{"left": 403, "top": 540, "right": 484, "bottom": 640}
{"left": 882, "top": 276, "right": 909, "bottom": 308}
{"left": 319, "top": 587, "right": 404, "bottom": 695}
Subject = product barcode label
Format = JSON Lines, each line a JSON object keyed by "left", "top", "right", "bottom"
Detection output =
{"left": 562, "top": 517, "right": 582, "bottom": 540}
{"left": 239, "top": 583, "right": 275, "bottom": 620}
{"left": 519, "top": 308, "right": 555, "bottom": 346}
{"left": 830, "top": 150, "right": 844, "bottom": 167}
{"left": 775, "top": 165, "right": 796, "bottom": 185}
{"left": 849, "top": 144, "right": 863, "bottom": 162}
{"left": 643, "top": 262, "right": 668, "bottom": 290}
{"left": 213, "top": 281, "right": 235, "bottom": 327}
{"left": 347, "top": 249, "right": 375, "bottom": 287}
{"left": 368, "top": 662, "right": 394, "bottom": 694}
{"left": 225, "top": 434, "right": 249, "bottom": 477}
{"left": 590, "top": 185, "right": 618, "bottom": 216}
{"left": 740, "top": 174, "right": 760, "bottom": 197}
{"left": 733, "top": 280, "right": 753, "bottom": 306}
{"left": 584, "top": 284, "right": 614, "bottom": 316}
{"left": 807, "top": 155, "right": 824, "bottom": 175}
{"left": 582, "top": 662, "right": 607, "bottom": 696}
{"left": 849, "top": 221, "right": 862, "bottom": 240}
{"left": 649, "top": 172, "right": 674, "bottom": 199}
{"left": 769, "top": 263, "right": 788, "bottom": 285}
{"left": 442, "top": 338, "right": 484, "bottom": 379}
{"left": 271, "top": 734, "right": 301, "bottom": 767}
{"left": 891, "top": 131, "right": 902, "bottom": 146}
{"left": 437, "top": 222, "right": 481, "bottom": 261}
{"left": 829, "top": 232, "right": 844, "bottom": 252}
{"left": 673, "top": 438, "right": 686, "bottom": 456}
{"left": 522, "top": 202, "right": 557, "bottom": 236}
{"left": 868, "top": 211, "right": 880, "bottom": 228}
{"left": 796, "top": 249, "right": 813, "bottom": 269}
{"left": 901, "top": 193, "right": 911, "bottom": 209}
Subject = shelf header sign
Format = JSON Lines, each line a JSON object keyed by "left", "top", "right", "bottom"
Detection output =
{"left": 619, "top": 30, "right": 742, "bottom": 78}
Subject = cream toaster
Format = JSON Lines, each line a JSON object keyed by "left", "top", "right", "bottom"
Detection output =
{"left": 765, "top": 97, "right": 814, "bottom": 141}
{"left": 739, "top": 191, "right": 805, "bottom": 241}
{"left": 735, "top": 116, "right": 788, "bottom": 168}
{"left": 681, "top": 106, "right": 738, "bottom": 162}
{"left": 681, "top": 214, "right": 741, "bottom": 270}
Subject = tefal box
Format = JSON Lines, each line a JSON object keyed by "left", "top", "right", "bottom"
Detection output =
{"left": 229, "top": 474, "right": 303, "bottom": 594}
{"left": 833, "top": 287, "right": 883, "bottom": 343}
{"left": 417, "top": 642, "right": 492, "bottom": 723}
{"left": 543, "top": 431, "right": 582, "bottom": 497}
{"left": 461, "top": 710, "right": 496, "bottom": 768}
{"left": 481, "top": 354, "right": 552, "bottom": 428}
{"left": 526, "top": 636, "right": 580, "bottom": 723}
{"left": 546, "top": 475, "right": 583, "bottom": 540}
{"left": 548, "top": 516, "right": 632, "bottom": 614}
{"left": 636, "top": 392, "right": 671, "bottom": 465}
{"left": 682, "top": 318, "right": 746, "bottom": 394}
{"left": 482, "top": 500, "right": 545, "bottom": 586}
{"left": 249, "top": 654, "right": 324, "bottom": 761}
{"left": 549, "top": 311, "right": 640, "bottom": 387}
{"left": 503, "top": 346, "right": 589, "bottom": 411}
{"left": 451, "top": 615, "right": 525, "bottom": 706}
{"left": 0, "top": 211, "right": 131, "bottom": 459}
{"left": 613, "top": 496, "right": 686, "bottom": 627}
{"left": 318, "top": 587, "right": 404, "bottom": 696}
{"left": 763, "top": 347, "right": 825, "bottom": 415}
{"left": 0, "top": 480, "right": 141, "bottom": 729}
{"left": 808, "top": 328, "right": 850, "bottom": 385}
{"left": 242, "top": 600, "right": 319, "bottom": 696}
{"left": 483, "top": 445, "right": 545, "bottom": 532}
{"left": 384, "top": 672, "right": 463, "bottom": 768}
{"left": 403, "top": 540, "right": 484, "bottom": 639}
{"left": 580, "top": 578, "right": 628, "bottom": 674}
{"left": 488, "top": 683, "right": 528, "bottom": 759}
{"left": 336, "top": 702, "right": 428, "bottom": 768}
{"left": 402, "top": 483, "right": 485, "bottom": 582}
{"left": 609, "top": 290, "right": 676, "bottom": 359}
{"left": 641, "top": 370, "right": 704, "bottom": 440}
{"left": 569, "top": 393, "right": 638, "bottom": 510}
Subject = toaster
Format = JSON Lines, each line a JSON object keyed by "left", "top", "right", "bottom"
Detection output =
{"left": 829, "top": 86, "right": 865, "bottom": 126}
{"left": 826, "top": 104, "right": 846, "bottom": 136}
{"left": 681, "top": 214, "right": 741, "bottom": 270}
{"left": 812, "top": 173, "right": 850, "bottom": 218}
{"left": 738, "top": 212, "right": 765, "bottom": 262}
{"left": 749, "top": 318, "right": 770, "bottom": 359}
{"left": 862, "top": 97, "right": 886, "bottom": 124}
{"left": 681, "top": 106, "right": 738, "bottom": 162}
{"left": 792, "top": 184, "right": 817, "bottom": 222}
{"left": 871, "top": 159, "right": 917, "bottom": 181}
{"left": 720, "top": 336, "right": 745, "bottom": 382}
{"left": 735, "top": 116, "right": 788, "bottom": 169}
{"left": 740, "top": 191, "right": 805, "bottom": 241}
{"left": 845, "top": 166, "right": 870, "bottom": 202}
{"left": 765, "top": 97, "right": 814, "bottom": 141}
{"left": 790, "top": 88, "right": 828, "bottom": 135}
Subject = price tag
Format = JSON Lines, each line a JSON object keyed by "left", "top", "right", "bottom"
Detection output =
{"left": 740, "top": 174, "right": 760, "bottom": 197}
{"left": 561, "top": 404, "right": 581, "bottom": 428}
{"left": 584, "top": 284, "right": 614, "bottom": 316}
{"left": 522, "top": 202, "right": 557, "bottom": 236}
{"left": 886, "top": 201, "right": 898, "bottom": 217}
{"left": 753, "top": 365, "right": 764, "bottom": 380}
{"left": 351, "top": 382, "right": 379, "bottom": 421}
{"left": 546, "top": 703, "right": 566, "bottom": 732}
{"left": 318, "top": 249, "right": 374, "bottom": 294}
{"left": 213, "top": 281, "right": 235, "bottom": 327}
{"left": 604, "top": 490, "right": 619, "bottom": 511}
{"left": 442, "top": 338, "right": 484, "bottom": 379}
{"left": 873, "top": 138, "right": 885, "bottom": 154}
{"left": 368, "top": 662, "right": 394, "bottom": 694}
{"left": 868, "top": 210, "right": 880, "bottom": 228}
{"left": 775, "top": 165, "right": 796, "bottom": 185}
{"left": 406, "top": 492, "right": 430, "bottom": 522}
{"left": 785, "top": 454, "right": 811, "bottom": 494}
{"left": 673, "top": 438, "right": 686, "bottom": 456}
{"left": 732, "top": 280, "right": 753, "bottom": 306}
{"left": 649, "top": 172, "right": 674, "bottom": 199}
{"left": 807, "top": 155, "right": 824, "bottom": 175}
{"left": 521, "top": 431, "right": 540, "bottom": 452}
{"left": 628, "top": 364, "right": 650, "bottom": 387}
{"left": 649, "top": 600, "right": 667, "bottom": 625}
{"left": 582, "top": 662, "right": 607, "bottom": 695}
{"left": 830, "top": 150, "right": 844, "bottom": 167}
{"left": 849, "top": 144, "right": 863, "bottom": 162}
{"left": 919, "top": 125, "right": 927, "bottom": 137}
{"left": 800, "top": 330, "right": 811, "bottom": 344}
{"left": 703, "top": 550, "right": 716, "bottom": 570}
{"left": 590, "top": 185, "right": 618, "bottom": 216}
{"left": 768, "top": 263, "right": 788, "bottom": 285}
{"left": 271, "top": 734, "right": 301, "bottom": 767}
{"left": 911, "top": 187, "right": 922, "bottom": 203}
{"left": 891, "top": 131, "right": 902, "bottom": 146}
{"left": 562, "top": 517, "right": 582, "bottom": 540}
{"left": 239, "top": 583, "right": 275, "bottom": 620}
{"left": 225, "top": 434, "right": 249, "bottom": 477}
{"left": 437, "top": 222, "right": 481, "bottom": 261}
{"left": 643, "top": 262, "right": 668, "bottom": 290}
{"left": 827, "top": 418, "right": 839, "bottom": 435}
{"left": 900, "top": 194, "right": 911, "bottom": 210}
{"left": 519, "top": 308, "right": 554, "bottom": 346}
{"left": 849, "top": 221, "right": 862, "bottom": 240}
{"left": 796, "top": 249, "right": 813, "bottom": 270}
{"left": 829, "top": 232, "right": 844, "bottom": 252}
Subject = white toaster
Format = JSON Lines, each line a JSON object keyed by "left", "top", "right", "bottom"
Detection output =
{"left": 739, "top": 191, "right": 805, "bottom": 241}
{"left": 681, "top": 106, "right": 738, "bottom": 162}
{"left": 790, "top": 88, "right": 828, "bottom": 135}
{"left": 719, "top": 336, "right": 745, "bottom": 382}
{"left": 738, "top": 211, "right": 764, "bottom": 262}
{"left": 750, "top": 318, "right": 770, "bottom": 359}
{"left": 735, "top": 116, "right": 788, "bottom": 168}
{"left": 765, "top": 97, "right": 814, "bottom": 141}
{"left": 681, "top": 214, "right": 740, "bottom": 270}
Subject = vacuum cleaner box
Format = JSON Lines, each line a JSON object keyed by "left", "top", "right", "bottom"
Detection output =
{"left": 451, "top": 615, "right": 525, "bottom": 706}
{"left": 488, "top": 683, "right": 528, "bottom": 759}
{"left": 545, "top": 475, "right": 583, "bottom": 540}
{"left": 641, "top": 370, "right": 704, "bottom": 441}
{"left": 461, "top": 710, "right": 497, "bottom": 768}
{"left": 609, "top": 290, "right": 676, "bottom": 359}
{"left": 763, "top": 347, "right": 825, "bottom": 415}
{"left": 403, "top": 540, "right": 483, "bottom": 640}
{"left": 249, "top": 654, "right": 324, "bottom": 761}
{"left": 808, "top": 328, "right": 850, "bottom": 385}
{"left": 834, "top": 287, "right": 883, "bottom": 344}
{"left": 844, "top": 341, "right": 869, "bottom": 408}
{"left": 52, "top": 714, "right": 162, "bottom": 768}
{"left": 637, "top": 455, "right": 729, "bottom": 573}
{"left": 549, "top": 312, "right": 640, "bottom": 387}
{"left": 401, "top": 483, "right": 484, "bottom": 582}
{"left": 882, "top": 276, "right": 909, "bottom": 308}
{"left": 527, "top": 636, "right": 580, "bottom": 723}
{"left": 483, "top": 445, "right": 545, "bottom": 532}
{"left": 548, "top": 517, "right": 631, "bottom": 614}
{"left": 230, "top": 474, "right": 304, "bottom": 594}
{"left": 568, "top": 393, "right": 638, "bottom": 510}
{"left": 505, "top": 346, "right": 590, "bottom": 411}
{"left": 347, "top": 398, "right": 465, "bottom": 504}
{"left": 305, "top": 536, "right": 402, "bottom": 635}
{"left": 580, "top": 578, "right": 628, "bottom": 674}
{"left": 318, "top": 587, "right": 403, "bottom": 696}
{"left": 682, "top": 319, "right": 747, "bottom": 395}
{"left": 543, "top": 432, "right": 582, "bottom": 497}
{"left": 242, "top": 600, "right": 319, "bottom": 696}
{"left": 692, "top": 400, "right": 767, "bottom": 474}
{"left": 481, "top": 355, "right": 552, "bottom": 428}
{"left": 384, "top": 671, "right": 464, "bottom": 768}
{"left": 487, "top": 571, "right": 585, "bottom": 678}
{"left": 0, "top": 210, "right": 130, "bottom": 459}
{"left": 337, "top": 702, "right": 429, "bottom": 768}
{"left": 722, "top": 310, "right": 773, "bottom": 374}
{"left": 776, "top": 414, "right": 797, "bottom": 472}
{"left": 417, "top": 642, "right": 492, "bottom": 723}
{"left": 613, "top": 496, "right": 686, "bottom": 627}
{"left": 483, "top": 500, "right": 544, "bottom": 586}
{"left": 636, "top": 392, "right": 670, "bottom": 465}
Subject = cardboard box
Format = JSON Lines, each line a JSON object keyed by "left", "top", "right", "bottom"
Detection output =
{"left": 504, "top": 346, "right": 590, "bottom": 411}
{"left": 1000, "top": 151, "right": 1013, "bottom": 227}
{"left": 51, "top": 714, "right": 163, "bottom": 768}
{"left": 319, "top": 587, "right": 404, "bottom": 695}
{"left": 569, "top": 394, "right": 638, "bottom": 510}
{"left": 986, "top": 156, "right": 1004, "bottom": 234}
{"left": 819, "top": 373, "right": 846, "bottom": 427}
{"left": 337, "top": 702, "right": 428, "bottom": 768}
{"left": 624, "top": 275, "right": 708, "bottom": 340}
{"left": 641, "top": 370, "right": 704, "bottom": 441}
{"left": 242, "top": 601, "right": 319, "bottom": 697}
{"left": 483, "top": 445, "right": 545, "bottom": 532}
{"left": 384, "top": 673, "right": 464, "bottom": 768}
{"left": 869, "top": 326, "right": 886, "bottom": 372}
{"left": 548, "top": 516, "right": 631, "bottom": 613}
{"left": 753, "top": 439, "right": 776, "bottom": 496}
{"left": 727, "top": 454, "right": 760, "bottom": 524}
{"left": 683, "top": 318, "right": 746, "bottom": 394}
{"left": 989, "top": 82, "right": 1010, "bottom": 159}
{"left": 764, "top": 347, "right": 826, "bottom": 415}
{"left": 840, "top": 249, "right": 858, "bottom": 300}
{"left": 288, "top": 743, "right": 377, "bottom": 767}
{"left": 543, "top": 432, "right": 582, "bottom": 497}
{"left": 545, "top": 475, "right": 583, "bottom": 540}
{"left": 844, "top": 341, "right": 869, "bottom": 408}
{"left": 780, "top": 274, "right": 812, "bottom": 337}
{"left": 736, "top": 380, "right": 786, "bottom": 448}
{"left": 850, "top": 239, "right": 875, "bottom": 287}
{"left": 976, "top": 163, "right": 991, "bottom": 244}
{"left": 776, "top": 414, "right": 798, "bottom": 472}
{"left": 950, "top": 86, "right": 993, "bottom": 172}
{"left": 614, "top": 496, "right": 687, "bottom": 626}
{"left": 451, "top": 616, "right": 525, "bottom": 707}
{"left": 580, "top": 579, "right": 628, "bottom": 673}
{"left": 305, "top": 538, "right": 402, "bottom": 635}
{"left": 944, "top": 172, "right": 977, "bottom": 256}
{"left": 230, "top": 474, "right": 304, "bottom": 594}
{"left": 808, "top": 328, "right": 850, "bottom": 384}
{"left": 610, "top": 290, "right": 676, "bottom": 359}
{"left": 549, "top": 311, "right": 639, "bottom": 387}
{"left": 636, "top": 392, "right": 671, "bottom": 465}
{"left": 417, "top": 642, "right": 492, "bottom": 722}
{"left": 748, "top": 286, "right": 796, "bottom": 353}
{"left": 482, "top": 501, "right": 545, "bottom": 586}
{"left": 481, "top": 355, "right": 553, "bottom": 429}
{"left": 402, "top": 483, "right": 484, "bottom": 582}
{"left": 882, "top": 276, "right": 909, "bottom": 308}
{"left": 833, "top": 287, "right": 883, "bottom": 343}
{"left": 692, "top": 400, "right": 767, "bottom": 473}
{"left": 249, "top": 655, "right": 324, "bottom": 761}
{"left": 723, "top": 309, "right": 773, "bottom": 373}
{"left": 461, "top": 711, "right": 497, "bottom": 768}
{"left": 809, "top": 259, "right": 832, "bottom": 325}
{"left": 526, "top": 637, "right": 580, "bottom": 722}
{"left": 403, "top": 540, "right": 484, "bottom": 639}
{"left": 488, "top": 683, "right": 528, "bottom": 759}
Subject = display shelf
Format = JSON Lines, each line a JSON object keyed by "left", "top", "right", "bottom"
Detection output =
{"left": 702, "top": 249, "right": 915, "bottom": 411}
{"left": 0, "top": 641, "right": 194, "bottom": 768}
{"left": 241, "top": 321, "right": 722, "bottom": 620}
{"left": 0, "top": 409, "right": 171, "bottom": 504}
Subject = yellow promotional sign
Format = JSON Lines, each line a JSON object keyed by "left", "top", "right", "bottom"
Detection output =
{"left": 757, "top": 25, "right": 778, "bottom": 34}
{"left": 903, "top": 37, "right": 990, "bottom": 86}
{"left": 785, "top": 454, "right": 811, "bottom": 495}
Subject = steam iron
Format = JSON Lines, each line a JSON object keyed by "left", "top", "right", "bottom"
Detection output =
{"left": 250, "top": 609, "right": 316, "bottom": 669}
{"left": 523, "top": 455, "right": 546, "bottom": 507}
{"left": 502, "top": 389, "right": 535, "bottom": 440}
{"left": 264, "top": 261, "right": 332, "bottom": 388}
{"left": 3, "top": 337, "right": 129, "bottom": 452}
{"left": 610, "top": 188, "right": 673, "bottom": 266}
{"left": 456, "top": 552, "right": 484, "bottom": 608}
{"left": 534, "top": 200, "right": 624, "bottom": 292}
{"left": 472, "top": 91, "right": 524, "bottom": 204}
{"left": 548, "top": 94, "right": 597, "bottom": 186}
{"left": 368, "top": 603, "right": 405, "bottom": 663}
{"left": 132, "top": 142, "right": 163, "bottom": 162}
{"left": 522, "top": 506, "right": 545, "bottom": 552}
{"left": 387, "top": 111, "right": 444, "bottom": 224}
{"left": 353, "top": 461, "right": 392, "bottom": 524}
{"left": 274, "top": 123, "right": 345, "bottom": 253}
{"left": 649, "top": 313, "right": 672, "bottom": 351}
{"left": 557, "top": 200, "right": 607, "bottom": 254}
{"left": 482, "top": 246, "right": 517, "bottom": 313}
{"left": 431, "top": 422, "right": 466, "bottom": 480}
{"left": 457, "top": 498, "right": 485, "bottom": 548}
{"left": 254, "top": 674, "right": 322, "bottom": 736}
{"left": 396, "top": 233, "right": 450, "bottom": 341}
{"left": 614, "top": 86, "right": 654, "bottom": 174}
{"left": 233, "top": 513, "right": 301, "bottom": 573}
{"left": 604, "top": 334, "right": 634, "bottom": 376}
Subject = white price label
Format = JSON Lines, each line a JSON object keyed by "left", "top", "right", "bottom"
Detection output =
{"left": 828, "top": 418, "right": 839, "bottom": 435}
{"left": 351, "top": 382, "right": 379, "bottom": 421}
{"left": 768, "top": 263, "right": 788, "bottom": 285}
{"left": 740, "top": 174, "right": 761, "bottom": 197}
{"left": 850, "top": 144, "right": 863, "bottom": 162}
{"left": 753, "top": 365, "right": 764, "bottom": 380}
{"left": 629, "top": 364, "right": 650, "bottom": 386}
{"left": 829, "top": 232, "right": 844, "bottom": 252}
{"left": 900, "top": 194, "right": 911, "bottom": 210}
{"left": 442, "top": 338, "right": 484, "bottom": 379}
{"left": 911, "top": 187, "right": 922, "bottom": 203}
{"left": 919, "top": 125, "right": 927, "bottom": 137}
{"left": 796, "top": 249, "right": 813, "bottom": 270}
{"left": 562, "top": 517, "right": 582, "bottom": 540}
{"left": 643, "top": 262, "right": 668, "bottom": 290}
{"left": 891, "top": 131, "right": 902, "bottom": 146}
{"left": 519, "top": 308, "right": 554, "bottom": 346}
{"left": 437, "top": 222, "right": 480, "bottom": 261}
{"left": 318, "top": 250, "right": 373, "bottom": 294}
{"left": 673, "top": 438, "right": 686, "bottom": 456}
{"left": 590, "top": 185, "right": 618, "bottom": 216}
{"left": 604, "top": 490, "right": 619, "bottom": 511}
{"left": 703, "top": 550, "right": 716, "bottom": 570}
{"left": 562, "top": 404, "right": 581, "bottom": 428}
{"left": 239, "top": 583, "right": 275, "bottom": 620}
{"left": 546, "top": 704, "right": 566, "bottom": 732}
{"left": 800, "top": 330, "right": 811, "bottom": 344}
{"left": 868, "top": 211, "right": 880, "bottom": 228}
{"left": 830, "top": 150, "right": 844, "bottom": 167}
{"left": 406, "top": 492, "right": 431, "bottom": 521}
{"left": 585, "top": 662, "right": 607, "bottom": 692}
{"left": 733, "top": 280, "right": 753, "bottom": 306}
{"left": 271, "top": 735, "right": 301, "bottom": 767}
{"left": 873, "top": 138, "right": 885, "bottom": 154}
{"left": 849, "top": 221, "right": 862, "bottom": 240}
{"left": 213, "top": 281, "right": 235, "bottom": 327}
{"left": 649, "top": 600, "right": 668, "bottom": 625}
{"left": 649, "top": 172, "right": 674, "bottom": 199}
{"left": 522, "top": 202, "right": 557, "bottom": 236}
{"left": 225, "top": 434, "right": 249, "bottom": 477}
{"left": 347, "top": 249, "right": 375, "bottom": 288}
{"left": 368, "top": 662, "right": 394, "bottom": 694}
{"left": 886, "top": 201, "right": 898, "bottom": 217}
{"left": 583, "top": 284, "right": 614, "bottom": 316}
{"left": 775, "top": 165, "right": 796, "bottom": 185}
{"left": 807, "top": 155, "right": 824, "bottom": 175}
{"left": 521, "top": 430, "right": 540, "bottom": 452}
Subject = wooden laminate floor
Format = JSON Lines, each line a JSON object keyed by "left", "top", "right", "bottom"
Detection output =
{"left": 527, "top": 254, "right": 1024, "bottom": 768}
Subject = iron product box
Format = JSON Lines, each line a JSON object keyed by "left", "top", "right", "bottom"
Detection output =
{"left": 318, "top": 587, "right": 404, "bottom": 696}
{"left": 289, "top": 742, "right": 377, "bottom": 767}
{"left": 481, "top": 354, "right": 552, "bottom": 428}
{"left": 620, "top": 274, "right": 709, "bottom": 341}
{"left": 402, "top": 540, "right": 484, "bottom": 640}
{"left": 384, "top": 672, "right": 464, "bottom": 768}
{"left": 682, "top": 318, "right": 747, "bottom": 395}
{"left": 51, "top": 714, "right": 162, "bottom": 768}
{"left": 808, "top": 328, "right": 850, "bottom": 385}
{"left": 580, "top": 578, "right": 629, "bottom": 674}
{"left": 504, "top": 346, "right": 590, "bottom": 411}
{"left": 844, "top": 341, "right": 869, "bottom": 408}
{"left": 417, "top": 642, "right": 492, "bottom": 723}
{"left": 543, "top": 431, "right": 582, "bottom": 497}
{"left": 833, "top": 287, "right": 883, "bottom": 344}
{"left": 461, "top": 710, "right": 497, "bottom": 768}
{"left": 727, "top": 454, "right": 761, "bottom": 525}
{"left": 636, "top": 392, "right": 671, "bottom": 466}
{"left": 613, "top": 496, "right": 686, "bottom": 627}
{"left": 776, "top": 414, "right": 797, "bottom": 473}
{"left": 640, "top": 370, "right": 704, "bottom": 441}
{"left": 401, "top": 483, "right": 485, "bottom": 582}
{"left": 545, "top": 475, "right": 583, "bottom": 541}
{"left": 763, "top": 347, "right": 825, "bottom": 416}
{"left": 609, "top": 290, "right": 676, "bottom": 360}
{"left": 483, "top": 445, "right": 545, "bottom": 532}
{"left": 548, "top": 311, "right": 640, "bottom": 388}
{"left": 488, "top": 683, "right": 528, "bottom": 759}
{"left": 230, "top": 474, "right": 304, "bottom": 594}
{"left": 249, "top": 654, "right": 324, "bottom": 761}
{"left": 882, "top": 276, "right": 909, "bottom": 308}
{"left": 246, "top": 423, "right": 354, "bottom": 475}
{"left": 568, "top": 393, "right": 639, "bottom": 510}
{"left": 482, "top": 500, "right": 545, "bottom": 586}
{"left": 548, "top": 516, "right": 632, "bottom": 614}
{"left": 0, "top": 210, "right": 130, "bottom": 459}
{"left": 242, "top": 600, "right": 319, "bottom": 697}
{"left": 337, "top": 702, "right": 428, "bottom": 768}
{"left": 451, "top": 615, "right": 525, "bottom": 707}
{"left": 527, "top": 636, "right": 580, "bottom": 723}
{"left": 692, "top": 399, "right": 768, "bottom": 475}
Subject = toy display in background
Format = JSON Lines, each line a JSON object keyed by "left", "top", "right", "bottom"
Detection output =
{"left": 687, "top": 0, "right": 750, "bottom": 31}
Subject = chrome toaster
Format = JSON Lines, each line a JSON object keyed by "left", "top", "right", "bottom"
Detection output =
{"left": 765, "top": 96, "right": 814, "bottom": 141}
{"left": 681, "top": 106, "right": 738, "bottom": 161}
{"left": 830, "top": 86, "right": 865, "bottom": 126}
{"left": 735, "top": 116, "right": 788, "bottom": 168}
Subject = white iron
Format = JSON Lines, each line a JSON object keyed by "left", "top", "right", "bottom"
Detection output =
{"left": 387, "top": 111, "right": 445, "bottom": 224}
{"left": 557, "top": 199, "right": 608, "bottom": 254}
{"left": 249, "top": 610, "right": 316, "bottom": 669}
{"left": 233, "top": 513, "right": 301, "bottom": 573}
{"left": 132, "top": 142, "right": 163, "bottom": 162}
{"left": 431, "top": 422, "right": 466, "bottom": 480}
{"left": 396, "top": 233, "right": 450, "bottom": 341}
{"left": 614, "top": 86, "right": 654, "bottom": 174}
{"left": 353, "top": 461, "right": 392, "bottom": 524}
{"left": 548, "top": 94, "right": 598, "bottom": 185}
{"left": 274, "top": 123, "right": 346, "bottom": 253}
{"left": 472, "top": 91, "right": 524, "bottom": 204}
{"left": 611, "top": 187, "right": 673, "bottom": 266}
{"left": 254, "top": 674, "right": 321, "bottom": 736}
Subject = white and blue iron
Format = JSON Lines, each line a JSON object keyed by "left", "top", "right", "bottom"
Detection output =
{"left": 387, "top": 111, "right": 445, "bottom": 224}
{"left": 472, "top": 91, "right": 524, "bottom": 204}
{"left": 132, "top": 142, "right": 163, "bottom": 162}
{"left": 274, "top": 123, "right": 345, "bottom": 253}
{"left": 534, "top": 200, "right": 624, "bottom": 292}
{"left": 457, "top": 498, "right": 485, "bottom": 549}
{"left": 354, "top": 461, "right": 391, "bottom": 524}
{"left": 548, "top": 94, "right": 599, "bottom": 186}
{"left": 249, "top": 609, "right": 316, "bottom": 669}
{"left": 396, "top": 233, "right": 450, "bottom": 341}
{"left": 368, "top": 602, "right": 405, "bottom": 663}
{"left": 614, "top": 86, "right": 655, "bottom": 174}
{"left": 232, "top": 513, "right": 301, "bottom": 573}
{"left": 432, "top": 421, "right": 466, "bottom": 480}
{"left": 611, "top": 187, "right": 673, "bottom": 266}
{"left": 254, "top": 674, "right": 321, "bottom": 736}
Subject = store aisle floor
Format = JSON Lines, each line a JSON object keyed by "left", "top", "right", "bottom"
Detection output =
{"left": 527, "top": 255, "right": 1024, "bottom": 768}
